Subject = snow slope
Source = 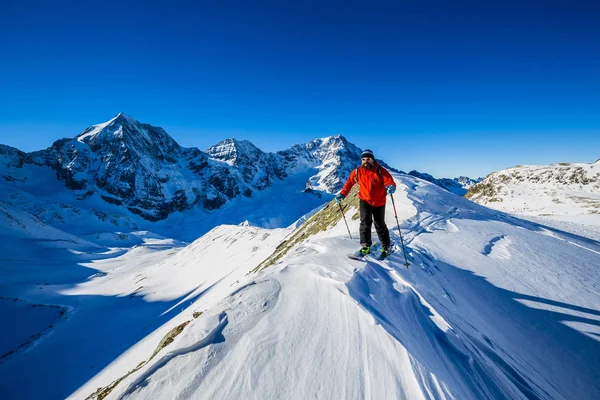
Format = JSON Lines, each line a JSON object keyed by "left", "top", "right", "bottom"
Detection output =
{"left": 0, "top": 220, "right": 288, "bottom": 400}
{"left": 55, "top": 173, "right": 600, "bottom": 400}
{"left": 0, "top": 201, "right": 97, "bottom": 246}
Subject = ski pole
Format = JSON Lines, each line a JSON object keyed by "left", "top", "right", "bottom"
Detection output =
{"left": 390, "top": 193, "right": 410, "bottom": 268}
{"left": 337, "top": 201, "right": 353, "bottom": 240}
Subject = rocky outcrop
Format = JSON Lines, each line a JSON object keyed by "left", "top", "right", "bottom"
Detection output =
{"left": 465, "top": 161, "right": 600, "bottom": 219}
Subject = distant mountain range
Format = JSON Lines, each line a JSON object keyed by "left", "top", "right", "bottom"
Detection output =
{"left": 406, "top": 171, "right": 483, "bottom": 196}
{"left": 0, "top": 113, "right": 479, "bottom": 237}
{"left": 0, "top": 114, "right": 364, "bottom": 222}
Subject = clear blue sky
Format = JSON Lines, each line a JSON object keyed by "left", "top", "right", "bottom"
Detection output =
{"left": 1, "top": 0, "right": 599, "bottom": 178}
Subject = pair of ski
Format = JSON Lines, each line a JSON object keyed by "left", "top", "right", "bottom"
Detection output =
{"left": 347, "top": 243, "right": 391, "bottom": 262}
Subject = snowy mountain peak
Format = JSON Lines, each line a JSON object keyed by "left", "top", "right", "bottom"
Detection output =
{"left": 206, "top": 138, "right": 266, "bottom": 166}
{"left": 205, "top": 133, "right": 364, "bottom": 194}
{"left": 454, "top": 175, "right": 483, "bottom": 189}
{"left": 75, "top": 113, "right": 181, "bottom": 159}
{"left": 321, "top": 133, "right": 348, "bottom": 145}
{"left": 76, "top": 115, "right": 120, "bottom": 143}
{"left": 284, "top": 134, "right": 360, "bottom": 162}
{"left": 77, "top": 113, "right": 131, "bottom": 143}
{"left": 111, "top": 112, "right": 138, "bottom": 128}
{"left": 275, "top": 134, "right": 363, "bottom": 192}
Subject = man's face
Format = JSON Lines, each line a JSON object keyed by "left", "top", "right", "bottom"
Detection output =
{"left": 362, "top": 157, "right": 374, "bottom": 168}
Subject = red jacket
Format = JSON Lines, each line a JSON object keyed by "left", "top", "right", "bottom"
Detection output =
{"left": 340, "top": 162, "right": 396, "bottom": 207}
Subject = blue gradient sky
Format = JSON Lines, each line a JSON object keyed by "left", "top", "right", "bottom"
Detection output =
{"left": 1, "top": 0, "right": 599, "bottom": 177}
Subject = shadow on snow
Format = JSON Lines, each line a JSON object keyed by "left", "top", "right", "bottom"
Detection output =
{"left": 0, "top": 236, "right": 210, "bottom": 400}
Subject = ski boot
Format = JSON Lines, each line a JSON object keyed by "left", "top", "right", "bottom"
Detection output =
{"left": 380, "top": 246, "right": 392, "bottom": 259}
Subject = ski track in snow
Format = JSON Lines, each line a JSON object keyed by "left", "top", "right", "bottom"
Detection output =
{"left": 2, "top": 173, "right": 600, "bottom": 400}
{"left": 391, "top": 177, "right": 600, "bottom": 399}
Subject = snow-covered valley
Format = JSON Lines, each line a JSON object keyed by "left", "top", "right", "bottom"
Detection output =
{"left": 1, "top": 170, "right": 598, "bottom": 400}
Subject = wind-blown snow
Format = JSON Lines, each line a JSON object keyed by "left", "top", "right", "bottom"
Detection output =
{"left": 0, "top": 221, "right": 288, "bottom": 399}
{"left": 18, "top": 173, "right": 592, "bottom": 400}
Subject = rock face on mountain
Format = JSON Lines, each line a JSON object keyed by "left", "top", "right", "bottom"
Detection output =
{"left": 0, "top": 114, "right": 367, "bottom": 222}
{"left": 465, "top": 161, "right": 600, "bottom": 223}
{"left": 205, "top": 135, "right": 366, "bottom": 194}
{"left": 277, "top": 135, "right": 364, "bottom": 193}
{"left": 0, "top": 145, "right": 35, "bottom": 182}
{"left": 23, "top": 113, "right": 245, "bottom": 220}
{"left": 206, "top": 138, "right": 287, "bottom": 191}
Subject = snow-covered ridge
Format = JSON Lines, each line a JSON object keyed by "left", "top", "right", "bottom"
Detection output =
{"left": 76, "top": 113, "right": 122, "bottom": 143}
{"left": 61, "top": 172, "right": 600, "bottom": 400}
{"left": 466, "top": 161, "right": 600, "bottom": 226}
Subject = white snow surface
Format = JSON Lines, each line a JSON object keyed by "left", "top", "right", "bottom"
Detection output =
{"left": 1, "top": 173, "right": 599, "bottom": 400}
{"left": 77, "top": 114, "right": 122, "bottom": 142}
{"left": 0, "top": 220, "right": 288, "bottom": 399}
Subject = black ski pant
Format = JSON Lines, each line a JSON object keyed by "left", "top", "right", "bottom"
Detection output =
{"left": 359, "top": 199, "right": 390, "bottom": 249}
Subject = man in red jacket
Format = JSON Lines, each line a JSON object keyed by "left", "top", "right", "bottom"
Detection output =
{"left": 335, "top": 149, "right": 396, "bottom": 258}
